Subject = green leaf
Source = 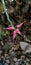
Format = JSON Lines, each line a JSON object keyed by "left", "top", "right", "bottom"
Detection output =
{"left": 28, "top": 36, "right": 31, "bottom": 41}
{"left": 0, "top": 2, "right": 3, "bottom": 12}
{"left": 16, "top": 34, "right": 20, "bottom": 40}
{"left": 2, "top": 44, "right": 7, "bottom": 50}
{"left": 0, "top": 31, "right": 5, "bottom": 36}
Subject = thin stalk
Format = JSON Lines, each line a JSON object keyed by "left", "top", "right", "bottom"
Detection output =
{"left": 1, "top": 0, "right": 14, "bottom": 27}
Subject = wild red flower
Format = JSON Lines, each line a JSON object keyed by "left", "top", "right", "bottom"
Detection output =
{"left": 4, "top": 22, "right": 23, "bottom": 39}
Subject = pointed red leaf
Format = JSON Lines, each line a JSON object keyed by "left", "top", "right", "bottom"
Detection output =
{"left": 4, "top": 26, "right": 15, "bottom": 30}
{"left": 16, "top": 22, "right": 23, "bottom": 28}
{"left": 13, "top": 30, "right": 17, "bottom": 39}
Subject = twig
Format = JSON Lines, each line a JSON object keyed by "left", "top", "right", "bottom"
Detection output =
{"left": 1, "top": 0, "right": 14, "bottom": 27}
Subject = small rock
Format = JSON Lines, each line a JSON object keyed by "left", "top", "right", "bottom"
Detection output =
{"left": 20, "top": 42, "right": 29, "bottom": 50}
{"left": 20, "top": 42, "right": 31, "bottom": 53}
{"left": 6, "top": 59, "right": 9, "bottom": 63}
{"left": 4, "top": 63, "right": 8, "bottom": 65}
{"left": 14, "top": 58, "right": 17, "bottom": 62}
{"left": 0, "top": 50, "right": 2, "bottom": 54}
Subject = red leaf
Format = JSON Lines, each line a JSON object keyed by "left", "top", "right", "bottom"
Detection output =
{"left": 16, "top": 22, "right": 23, "bottom": 28}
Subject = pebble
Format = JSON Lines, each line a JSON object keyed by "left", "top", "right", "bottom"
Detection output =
{"left": 4, "top": 63, "right": 8, "bottom": 65}
{"left": 20, "top": 42, "right": 29, "bottom": 50}
{"left": 0, "top": 63, "right": 2, "bottom": 65}
{"left": 0, "top": 50, "right": 2, "bottom": 54}
{"left": 20, "top": 42, "right": 31, "bottom": 53}
{"left": 6, "top": 59, "right": 9, "bottom": 63}
{"left": 14, "top": 58, "right": 17, "bottom": 62}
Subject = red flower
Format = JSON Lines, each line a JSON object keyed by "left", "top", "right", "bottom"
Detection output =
{"left": 4, "top": 22, "right": 23, "bottom": 39}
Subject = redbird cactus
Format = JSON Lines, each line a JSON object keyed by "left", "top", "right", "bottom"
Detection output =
{"left": 4, "top": 22, "right": 23, "bottom": 39}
